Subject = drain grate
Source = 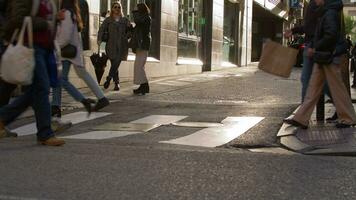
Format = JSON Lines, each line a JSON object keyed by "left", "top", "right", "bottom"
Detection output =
{"left": 296, "top": 128, "right": 352, "bottom": 146}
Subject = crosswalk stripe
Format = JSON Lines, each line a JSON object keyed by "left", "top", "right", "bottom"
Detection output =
{"left": 60, "top": 131, "right": 140, "bottom": 140}
{"left": 12, "top": 112, "right": 112, "bottom": 137}
{"left": 160, "top": 117, "right": 264, "bottom": 147}
{"left": 129, "top": 115, "right": 188, "bottom": 125}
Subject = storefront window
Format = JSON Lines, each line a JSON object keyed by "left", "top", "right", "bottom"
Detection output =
{"left": 223, "top": 0, "right": 239, "bottom": 64}
{"left": 178, "top": 0, "right": 202, "bottom": 59}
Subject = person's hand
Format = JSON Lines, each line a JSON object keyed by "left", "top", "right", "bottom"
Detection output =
{"left": 57, "top": 9, "right": 65, "bottom": 21}
{"left": 307, "top": 48, "right": 315, "bottom": 57}
{"left": 284, "top": 30, "right": 292, "bottom": 38}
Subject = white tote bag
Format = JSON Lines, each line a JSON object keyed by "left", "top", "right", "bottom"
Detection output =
{"left": 0, "top": 17, "right": 35, "bottom": 85}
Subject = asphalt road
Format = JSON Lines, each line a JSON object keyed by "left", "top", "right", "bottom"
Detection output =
{"left": 1, "top": 66, "right": 355, "bottom": 200}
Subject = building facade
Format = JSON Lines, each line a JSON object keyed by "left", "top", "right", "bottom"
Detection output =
{"left": 76, "top": 0, "right": 291, "bottom": 85}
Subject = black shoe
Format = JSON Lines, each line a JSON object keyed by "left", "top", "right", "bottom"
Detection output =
{"left": 335, "top": 123, "right": 353, "bottom": 129}
{"left": 81, "top": 98, "right": 93, "bottom": 114}
{"left": 133, "top": 83, "right": 149, "bottom": 95}
{"left": 114, "top": 83, "right": 120, "bottom": 91}
{"left": 283, "top": 118, "right": 308, "bottom": 129}
{"left": 51, "top": 105, "right": 61, "bottom": 118}
{"left": 94, "top": 97, "right": 110, "bottom": 111}
{"left": 103, "top": 77, "right": 111, "bottom": 89}
{"left": 326, "top": 112, "right": 338, "bottom": 122}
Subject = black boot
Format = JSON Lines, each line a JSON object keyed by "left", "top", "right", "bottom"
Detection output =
{"left": 81, "top": 98, "right": 93, "bottom": 114}
{"left": 103, "top": 77, "right": 111, "bottom": 89}
{"left": 114, "top": 82, "right": 120, "bottom": 91}
{"left": 326, "top": 112, "right": 338, "bottom": 122}
{"left": 133, "top": 83, "right": 149, "bottom": 95}
{"left": 94, "top": 97, "right": 110, "bottom": 111}
{"left": 51, "top": 105, "right": 62, "bottom": 118}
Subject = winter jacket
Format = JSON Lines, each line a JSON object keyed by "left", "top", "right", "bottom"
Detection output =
{"left": 56, "top": 10, "right": 84, "bottom": 67}
{"left": 98, "top": 16, "right": 130, "bottom": 60}
{"left": 2, "top": 0, "right": 57, "bottom": 42}
{"left": 313, "top": 0, "right": 343, "bottom": 54}
{"left": 292, "top": 0, "right": 322, "bottom": 43}
{"left": 132, "top": 12, "right": 151, "bottom": 52}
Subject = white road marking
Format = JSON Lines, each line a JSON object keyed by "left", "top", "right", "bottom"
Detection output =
{"left": 130, "top": 115, "right": 188, "bottom": 125}
{"left": 12, "top": 112, "right": 112, "bottom": 136}
{"left": 60, "top": 131, "right": 140, "bottom": 140}
{"left": 160, "top": 117, "right": 264, "bottom": 147}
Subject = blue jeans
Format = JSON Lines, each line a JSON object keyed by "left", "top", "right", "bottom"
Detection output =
{"left": 52, "top": 60, "right": 86, "bottom": 106}
{"left": 301, "top": 44, "right": 314, "bottom": 102}
{"left": 0, "top": 46, "right": 54, "bottom": 141}
{"left": 52, "top": 60, "right": 105, "bottom": 106}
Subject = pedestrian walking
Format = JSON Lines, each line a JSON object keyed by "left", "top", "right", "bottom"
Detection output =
{"left": 284, "top": 0, "right": 322, "bottom": 102}
{"left": 97, "top": 1, "right": 131, "bottom": 92}
{"left": 284, "top": 0, "right": 356, "bottom": 129}
{"left": 131, "top": 3, "right": 151, "bottom": 95}
{"left": 52, "top": 0, "right": 110, "bottom": 117}
{"left": 0, "top": 0, "right": 65, "bottom": 146}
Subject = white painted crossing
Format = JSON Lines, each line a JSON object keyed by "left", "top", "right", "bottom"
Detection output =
{"left": 160, "top": 117, "right": 264, "bottom": 147}
{"left": 129, "top": 115, "right": 188, "bottom": 125}
{"left": 12, "top": 112, "right": 112, "bottom": 136}
{"left": 13, "top": 112, "right": 264, "bottom": 147}
{"left": 62, "top": 115, "right": 187, "bottom": 140}
{"left": 61, "top": 131, "right": 140, "bottom": 140}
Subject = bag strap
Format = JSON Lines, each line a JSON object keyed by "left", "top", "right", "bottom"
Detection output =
{"left": 31, "top": 0, "right": 40, "bottom": 17}
{"left": 17, "top": 17, "right": 33, "bottom": 48}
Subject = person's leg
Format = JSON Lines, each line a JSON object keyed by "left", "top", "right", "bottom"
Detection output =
{"left": 60, "top": 60, "right": 86, "bottom": 102}
{"left": 73, "top": 65, "right": 105, "bottom": 99}
{"left": 30, "top": 47, "right": 56, "bottom": 141}
{"left": 0, "top": 79, "right": 17, "bottom": 107}
{"left": 293, "top": 64, "right": 326, "bottom": 126}
{"left": 133, "top": 50, "right": 149, "bottom": 85}
{"left": 301, "top": 46, "right": 314, "bottom": 102}
{"left": 324, "top": 63, "right": 356, "bottom": 125}
{"left": 110, "top": 59, "right": 121, "bottom": 84}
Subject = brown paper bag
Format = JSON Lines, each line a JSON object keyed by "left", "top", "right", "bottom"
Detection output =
{"left": 258, "top": 40, "right": 298, "bottom": 78}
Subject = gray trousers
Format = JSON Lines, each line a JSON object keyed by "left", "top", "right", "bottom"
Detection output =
{"left": 134, "top": 49, "right": 148, "bottom": 85}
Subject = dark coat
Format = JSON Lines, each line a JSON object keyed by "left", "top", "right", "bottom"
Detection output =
{"left": 132, "top": 12, "right": 151, "bottom": 52}
{"left": 313, "top": 0, "right": 343, "bottom": 54}
{"left": 3, "top": 0, "right": 54, "bottom": 41}
{"left": 98, "top": 16, "right": 130, "bottom": 61}
{"left": 292, "top": 0, "right": 322, "bottom": 43}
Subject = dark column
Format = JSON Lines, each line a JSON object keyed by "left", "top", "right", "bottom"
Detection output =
{"left": 201, "top": 1, "right": 213, "bottom": 72}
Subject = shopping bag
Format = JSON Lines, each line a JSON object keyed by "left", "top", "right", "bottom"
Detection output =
{"left": 0, "top": 17, "right": 35, "bottom": 85}
{"left": 258, "top": 40, "right": 298, "bottom": 78}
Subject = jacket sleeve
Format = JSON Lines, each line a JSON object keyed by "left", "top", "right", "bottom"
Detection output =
{"left": 314, "top": 11, "right": 338, "bottom": 51}
{"left": 97, "top": 17, "right": 109, "bottom": 43}
{"left": 56, "top": 11, "right": 74, "bottom": 47}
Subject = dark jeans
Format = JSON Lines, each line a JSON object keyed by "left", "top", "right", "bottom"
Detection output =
{"left": 108, "top": 58, "right": 122, "bottom": 83}
{"left": 0, "top": 79, "right": 16, "bottom": 107}
{"left": 0, "top": 46, "right": 54, "bottom": 141}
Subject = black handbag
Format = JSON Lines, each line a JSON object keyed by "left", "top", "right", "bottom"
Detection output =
{"left": 313, "top": 51, "right": 333, "bottom": 65}
{"left": 61, "top": 44, "right": 77, "bottom": 58}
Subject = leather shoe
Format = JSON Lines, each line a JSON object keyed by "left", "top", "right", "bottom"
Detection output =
{"left": 38, "top": 137, "right": 65, "bottom": 146}
{"left": 94, "top": 97, "right": 110, "bottom": 111}
{"left": 283, "top": 118, "right": 308, "bottom": 129}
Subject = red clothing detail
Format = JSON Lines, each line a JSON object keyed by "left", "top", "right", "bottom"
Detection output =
{"left": 33, "top": 0, "right": 54, "bottom": 49}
